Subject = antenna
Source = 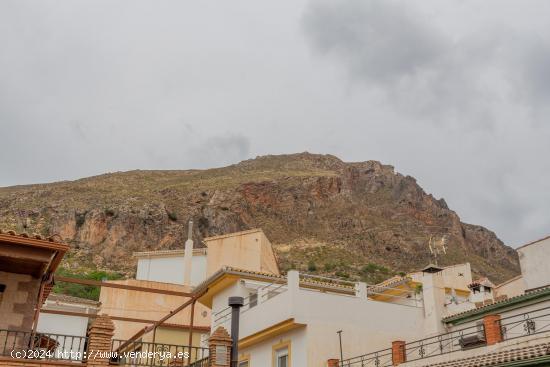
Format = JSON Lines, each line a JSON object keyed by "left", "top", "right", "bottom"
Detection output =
{"left": 427, "top": 234, "right": 448, "bottom": 265}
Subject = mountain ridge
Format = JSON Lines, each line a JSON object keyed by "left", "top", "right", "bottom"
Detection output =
{"left": 0, "top": 152, "right": 519, "bottom": 284}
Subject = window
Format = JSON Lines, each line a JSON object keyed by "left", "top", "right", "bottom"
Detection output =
{"left": 272, "top": 341, "right": 290, "bottom": 367}
{"left": 276, "top": 348, "right": 288, "bottom": 367}
{"left": 239, "top": 353, "right": 250, "bottom": 367}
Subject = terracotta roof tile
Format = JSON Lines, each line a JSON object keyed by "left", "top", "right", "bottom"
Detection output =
{"left": 0, "top": 229, "right": 64, "bottom": 243}
{"left": 416, "top": 342, "right": 550, "bottom": 367}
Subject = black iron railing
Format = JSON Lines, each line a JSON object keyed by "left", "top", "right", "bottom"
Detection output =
{"left": 0, "top": 329, "right": 88, "bottom": 361}
{"left": 188, "top": 356, "right": 209, "bottom": 367}
{"left": 111, "top": 339, "right": 209, "bottom": 367}
{"left": 499, "top": 305, "right": 550, "bottom": 341}
{"left": 338, "top": 322, "right": 486, "bottom": 366}
{"left": 339, "top": 348, "right": 393, "bottom": 367}
{"left": 339, "top": 305, "right": 550, "bottom": 367}
{"left": 404, "top": 323, "right": 485, "bottom": 362}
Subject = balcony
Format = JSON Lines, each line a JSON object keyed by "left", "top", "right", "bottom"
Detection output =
{"left": 0, "top": 329, "right": 88, "bottom": 362}
{"left": 339, "top": 304, "right": 550, "bottom": 367}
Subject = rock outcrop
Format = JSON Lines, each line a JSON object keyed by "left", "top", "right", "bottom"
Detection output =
{"left": 0, "top": 153, "right": 519, "bottom": 283}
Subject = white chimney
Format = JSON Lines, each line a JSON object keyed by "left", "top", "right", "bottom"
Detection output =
{"left": 183, "top": 220, "right": 194, "bottom": 286}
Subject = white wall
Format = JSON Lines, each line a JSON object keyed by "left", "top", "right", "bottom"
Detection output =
{"left": 495, "top": 276, "right": 525, "bottom": 299}
{"left": 136, "top": 255, "right": 207, "bottom": 286}
{"left": 518, "top": 237, "right": 550, "bottom": 291}
{"left": 294, "top": 289, "right": 425, "bottom": 366}
{"left": 37, "top": 314, "right": 89, "bottom": 359}
{"left": 211, "top": 275, "right": 425, "bottom": 367}
{"left": 239, "top": 328, "right": 307, "bottom": 367}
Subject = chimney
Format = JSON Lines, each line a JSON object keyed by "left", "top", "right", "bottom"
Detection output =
{"left": 183, "top": 220, "right": 194, "bottom": 286}
{"left": 421, "top": 264, "right": 446, "bottom": 335}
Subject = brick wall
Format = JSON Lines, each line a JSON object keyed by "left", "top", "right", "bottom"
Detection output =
{"left": 0, "top": 271, "right": 41, "bottom": 330}
{"left": 484, "top": 314, "right": 503, "bottom": 345}
{"left": 391, "top": 340, "right": 406, "bottom": 366}
{"left": 209, "top": 327, "right": 232, "bottom": 367}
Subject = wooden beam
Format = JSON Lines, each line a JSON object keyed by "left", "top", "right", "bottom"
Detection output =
{"left": 55, "top": 276, "right": 193, "bottom": 297}
{"left": 39, "top": 309, "right": 210, "bottom": 331}
{"left": 116, "top": 288, "right": 208, "bottom": 352}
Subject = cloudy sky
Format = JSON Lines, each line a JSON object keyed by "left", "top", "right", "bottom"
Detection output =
{"left": 1, "top": 0, "right": 549, "bottom": 247}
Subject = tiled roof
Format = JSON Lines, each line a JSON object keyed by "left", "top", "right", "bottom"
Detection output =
{"left": 0, "top": 229, "right": 69, "bottom": 275}
{"left": 443, "top": 286, "right": 550, "bottom": 323}
{"left": 0, "top": 229, "right": 66, "bottom": 244}
{"left": 133, "top": 248, "right": 207, "bottom": 258}
{"left": 469, "top": 277, "right": 496, "bottom": 289}
{"left": 193, "top": 266, "right": 355, "bottom": 295}
{"left": 417, "top": 342, "right": 550, "bottom": 367}
{"left": 369, "top": 276, "right": 412, "bottom": 294}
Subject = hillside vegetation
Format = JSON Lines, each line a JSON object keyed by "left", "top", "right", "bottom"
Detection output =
{"left": 0, "top": 153, "right": 519, "bottom": 288}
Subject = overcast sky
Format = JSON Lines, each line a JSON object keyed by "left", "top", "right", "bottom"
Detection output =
{"left": 1, "top": 0, "right": 549, "bottom": 247}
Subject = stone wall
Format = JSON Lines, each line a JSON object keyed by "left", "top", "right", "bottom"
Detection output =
{"left": 0, "top": 271, "right": 41, "bottom": 330}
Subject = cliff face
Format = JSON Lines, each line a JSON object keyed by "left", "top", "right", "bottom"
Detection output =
{"left": 0, "top": 153, "right": 519, "bottom": 283}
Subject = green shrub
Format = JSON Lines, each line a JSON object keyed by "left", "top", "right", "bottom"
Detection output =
{"left": 167, "top": 211, "right": 178, "bottom": 221}
{"left": 307, "top": 261, "right": 317, "bottom": 272}
{"left": 53, "top": 267, "right": 123, "bottom": 300}
{"left": 75, "top": 212, "right": 87, "bottom": 228}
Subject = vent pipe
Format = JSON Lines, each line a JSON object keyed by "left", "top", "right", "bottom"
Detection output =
{"left": 183, "top": 220, "right": 193, "bottom": 286}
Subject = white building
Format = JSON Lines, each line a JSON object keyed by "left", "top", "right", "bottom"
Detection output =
{"left": 193, "top": 263, "right": 482, "bottom": 367}
{"left": 37, "top": 293, "right": 100, "bottom": 360}
{"left": 134, "top": 248, "right": 208, "bottom": 286}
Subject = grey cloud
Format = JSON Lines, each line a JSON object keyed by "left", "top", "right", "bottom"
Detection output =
{"left": 301, "top": 0, "right": 550, "bottom": 129}
{"left": 186, "top": 134, "right": 251, "bottom": 169}
{"left": 302, "top": 0, "right": 445, "bottom": 84}
{"left": 0, "top": 0, "right": 549, "bottom": 248}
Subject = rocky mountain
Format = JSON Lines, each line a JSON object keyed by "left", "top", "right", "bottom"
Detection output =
{"left": 0, "top": 153, "right": 519, "bottom": 283}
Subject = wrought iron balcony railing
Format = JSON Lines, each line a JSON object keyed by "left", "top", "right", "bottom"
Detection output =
{"left": 110, "top": 339, "right": 209, "bottom": 367}
{"left": 339, "top": 348, "right": 393, "bottom": 367}
{"left": 499, "top": 305, "right": 550, "bottom": 341}
{"left": 403, "top": 323, "right": 485, "bottom": 362}
{"left": 0, "top": 329, "right": 88, "bottom": 361}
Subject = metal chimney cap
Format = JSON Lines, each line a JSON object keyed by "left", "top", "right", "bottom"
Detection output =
{"left": 228, "top": 296, "right": 244, "bottom": 307}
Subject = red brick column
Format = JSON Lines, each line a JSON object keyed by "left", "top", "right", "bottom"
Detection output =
{"left": 392, "top": 341, "right": 406, "bottom": 366}
{"left": 484, "top": 314, "right": 503, "bottom": 345}
{"left": 327, "top": 358, "right": 340, "bottom": 367}
{"left": 209, "top": 327, "right": 232, "bottom": 367}
{"left": 87, "top": 314, "right": 115, "bottom": 367}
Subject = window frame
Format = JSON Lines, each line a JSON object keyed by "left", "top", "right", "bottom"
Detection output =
{"left": 238, "top": 353, "right": 250, "bottom": 367}
{"left": 272, "top": 340, "right": 291, "bottom": 367}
